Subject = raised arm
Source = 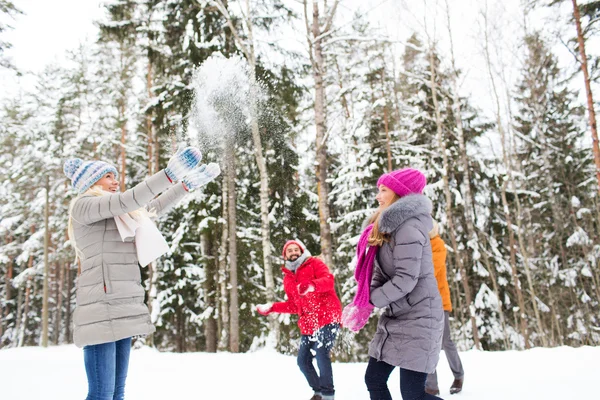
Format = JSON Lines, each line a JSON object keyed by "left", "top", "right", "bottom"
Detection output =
{"left": 270, "top": 298, "right": 299, "bottom": 315}
{"left": 146, "top": 182, "right": 189, "bottom": 217}
{"left": 72, "top": 170, "right": 174, "bottom": 225}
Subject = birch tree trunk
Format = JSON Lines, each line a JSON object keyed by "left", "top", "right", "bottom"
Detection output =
{"left": 500, "top": 181, "right": 530, "bottom": 348}
{"left": 119, "top": 49, "right": 127, "bottom": 192}
{"left": 147, "top": 59, "right": 155, "bottom": 177}
{"left": 218, "top": 171, "right": 230, "bottom": 351}
{"left": 427, "top": 46, "right": 481, "bottom": 350}
{"left": 481, "top": 7, "right": 545, "bottom": 346}
{"left": 3, "top": 235, "right": 13, "bottom": 338}
{"left": 201, "top": 231, "right": 218, "bottom": 352}
{"left": 18, "top": 225, "right": 35, "bottom": 347}
{"left": 144, "top": 56, "right": 158, "bottom": 347}
{"left": 379, "top": 60, "right": 393, "bottom": 172}
{"left": 213, "top": 0, "right": 277, "bottom": 345}
{"left": 55, "top": 260, "right": 64, "bottom": 344}
{"left": 64, "top": 262, "right": 72, "bottom": 343}
{"left": 304, "top": 0, "right": 340, "bottom": 269}
{"left": 226, "top": 139, "right": 239, "bottom": 353}
{"left": 41, "top": 177, "right": 50, "bottom": 348}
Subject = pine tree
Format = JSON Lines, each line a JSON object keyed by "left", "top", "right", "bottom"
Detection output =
{"left": 513, "top": 32, "right": 599, "bottom": 345}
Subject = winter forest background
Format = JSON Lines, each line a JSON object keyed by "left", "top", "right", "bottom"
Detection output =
{"left": 0, "top": 0, "right": 599, "bottom": 358}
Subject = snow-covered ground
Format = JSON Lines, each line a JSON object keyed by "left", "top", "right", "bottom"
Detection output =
{"left": 0, "top": 344, "right": 597, "bottom": 399}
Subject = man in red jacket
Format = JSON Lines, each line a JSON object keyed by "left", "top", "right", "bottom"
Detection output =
{"left": 257, "top": 239, "right": 342, "bottom": 400}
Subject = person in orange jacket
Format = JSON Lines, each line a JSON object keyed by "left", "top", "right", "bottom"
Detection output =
{"left": 425, "top": 220, "right": 465, "bottom": 396}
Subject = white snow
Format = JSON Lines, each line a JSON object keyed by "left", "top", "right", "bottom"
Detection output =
{"left": 0, "top": 345, "right": 598, "bottom": 399}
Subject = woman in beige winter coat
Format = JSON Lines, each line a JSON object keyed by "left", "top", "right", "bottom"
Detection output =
{"left": 64, "top": 147, "right": 220, "bottom": 400}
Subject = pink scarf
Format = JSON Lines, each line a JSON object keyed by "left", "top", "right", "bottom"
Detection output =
{"left": 341, "top": 224, "right": 378, "bottom": 332}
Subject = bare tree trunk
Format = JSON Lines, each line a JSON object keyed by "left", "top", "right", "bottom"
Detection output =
{"left": 480, "top": 6, "right": 544, "bottom": 347}
{"left": 18, "top": 225, "right": 35, "bottom": 347}
{"left": 333, "top": 58, "right": 351, "bottom": 119}
{"left": 218, "top": 173, "right": 230, "bottom": 351}
{"left": 445, "top": 1, "right": 489, "bottom": 340}
{"left": 41, "top": 177, "right": 50, "bottom": 347}
{"left": 201, "top": 232, "right": 217, "bottom": 353}
{"left": 427, "top": 45, "right": 481, "bottom": 349}
{"left": 176, "top": 307, "right": 184, "bottom": 353}
{"left": 227, "top": 141, "right": 239, "bottom": 353}
{"left": 509, "top": 176, "right": 547, "bottom": 346}
{"left": 147, "top": 60, "right": 155, "bottom": 176}
{"left": 547, "top": 285, "right": 563, "bottom": 347}
{"left": 304, "top": 0, "right": 340, "bottom": 269}
{"left": 65, "top": 262, "right": 72, "bottom": 343}
{"left": 55, "top": 261, "right": 64, "bottom": 344}
{"left": 3, "top": 235, "right": 13, "bottom": 338}
{"left": 213, "top": 0, "right": 278, "bottom": 345}
{"left": 15, "top": 287, "right": 23, "bottom": 346}
{"left": 572, "top": 0, "right": 600, "bottom": 195}
{"left": 119, "top": 103, "right": 127, "bottom": 193}
{"left": 144, "top": 60, "right": 158, "bottom": 347}
{"left": 500, "top": 182, "right": 530, "bottom": 348}
{"left": 380, "top": 65, "right": 393, "bottom": 172}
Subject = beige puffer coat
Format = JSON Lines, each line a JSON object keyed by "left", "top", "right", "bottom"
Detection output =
{"left": 70, "top": 171, "right": 187, "bottom": 347}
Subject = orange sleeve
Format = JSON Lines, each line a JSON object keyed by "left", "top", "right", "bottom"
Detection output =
{"left": 431, "top": 236, "right": 452, "bottom": 312}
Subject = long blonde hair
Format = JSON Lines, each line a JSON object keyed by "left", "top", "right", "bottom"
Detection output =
{"left": 368, "top": 193, "right": 401, "bottom": 247}
{"left": 67, "top": 185, "right": 154, "bottom": 263}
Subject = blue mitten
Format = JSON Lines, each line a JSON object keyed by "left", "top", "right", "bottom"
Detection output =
{"left": 165, "top": 147, "right": 202, "bottom": 182}
{"left": 183, "top": 163, "right": 221, "bottom": 191}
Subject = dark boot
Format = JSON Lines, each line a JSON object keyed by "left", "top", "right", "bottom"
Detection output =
{"left": 309, "top": 395, "right": 323, "bottom": 400}
{"left": 450, "top": 378, "right": 463, "bottom": 394}
{"left": 425, "top": 387, "right": 440, "bottom": 395}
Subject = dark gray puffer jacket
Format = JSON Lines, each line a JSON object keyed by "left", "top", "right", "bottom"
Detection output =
{"left": 368, "top": 194, "right": 444, "bottom": 373}
{"left": 70, "top": 171, "right": 187, "bottom": 348}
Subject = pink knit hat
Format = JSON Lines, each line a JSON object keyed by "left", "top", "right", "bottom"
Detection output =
{"left": 377, "top": 168, "right": 427, "bottom": 197}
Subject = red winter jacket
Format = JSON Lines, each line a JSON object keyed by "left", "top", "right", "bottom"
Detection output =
{"left": 270, "top": 257, "right": 342, "bottom": 335}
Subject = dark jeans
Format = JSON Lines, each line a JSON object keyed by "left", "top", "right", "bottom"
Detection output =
{"left": 365, "top": 357, "right": 443, "bottom": 400}
{"left": 84, "top": 337, "right": 132, "bottom": 400}
{"left": 297, "top": 323, "right": 339, "bottom": 397}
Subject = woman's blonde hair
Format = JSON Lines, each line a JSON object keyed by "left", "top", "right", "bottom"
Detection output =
{"left": 368, "top": 192, "right": 400, "bottom": 247}
{"left": 67, "top": 185, "right": 154, "bottom": 263}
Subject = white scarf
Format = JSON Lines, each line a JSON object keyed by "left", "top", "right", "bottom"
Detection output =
{"left": 114, "top": 213, "right": 169, "bottom": 267}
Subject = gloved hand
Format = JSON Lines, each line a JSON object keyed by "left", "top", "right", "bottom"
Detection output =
{"left": 341, "top": 303, "right": 374, "bottom": 332}
{"left": 256, "top": 303, "right": 273, "bottom": 316}
{"left": 183, "top": 163, "right": 221, "bottom": 191}
{"left": 297, "top": 282, "right": 315, "bottom": 296}
{"left": 165, "top": 146, "right": 203, "bottom": 182}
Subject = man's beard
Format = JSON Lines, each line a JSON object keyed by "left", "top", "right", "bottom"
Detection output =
{"left": 288, "top": 254, "right": 300, "bottom": 261}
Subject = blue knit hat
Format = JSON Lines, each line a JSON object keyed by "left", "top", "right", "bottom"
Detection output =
{"left": 63, "top": 158, "right": 118, "bottom": 194}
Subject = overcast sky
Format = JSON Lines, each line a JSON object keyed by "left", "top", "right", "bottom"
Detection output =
{"left": 0, "top": 0, "right": 105, "bottom": 97}
{"left": 0, "top": 0, "right": 593, "bottom": 126}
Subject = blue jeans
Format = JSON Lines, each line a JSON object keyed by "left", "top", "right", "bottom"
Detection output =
{"left": 365, "top": 357, "right": 443, "bottom": 400}
{"left": 297, "top": 323, "right": 339, "bottom": 397}
{"left": 83, "top": 337, "right": 132, "bottom": 400}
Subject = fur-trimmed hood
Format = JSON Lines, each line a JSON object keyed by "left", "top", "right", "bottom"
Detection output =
{"left": 379, "top": 194, "right": 433, "bottom": 234}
